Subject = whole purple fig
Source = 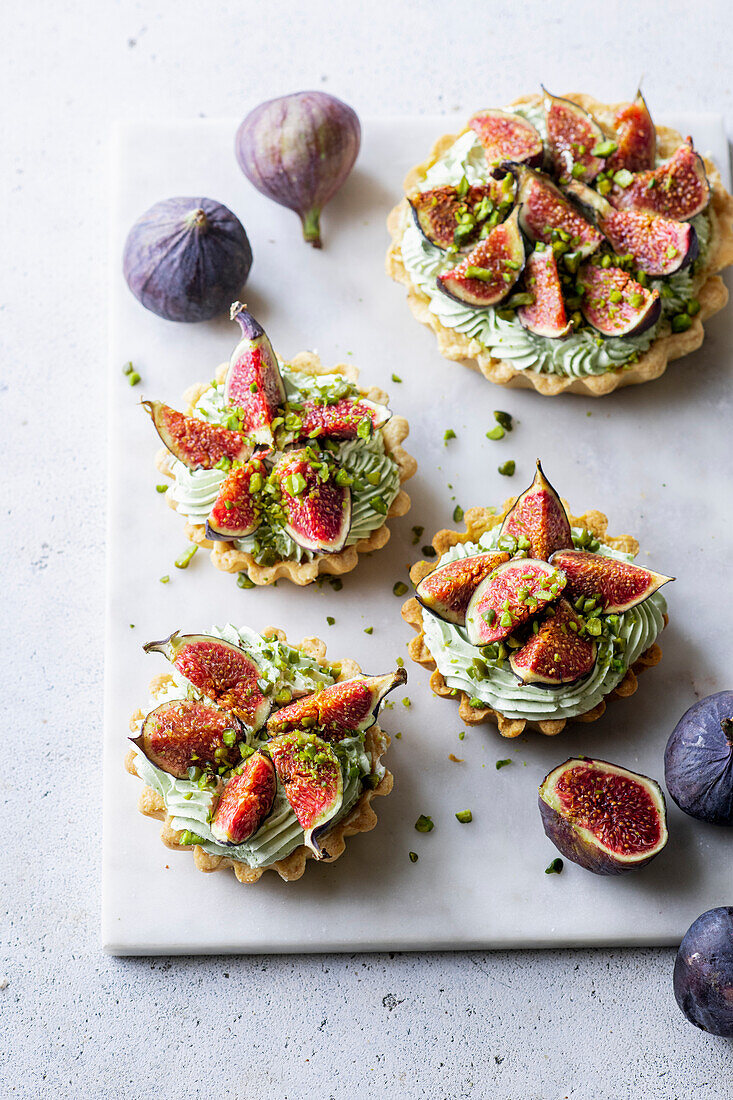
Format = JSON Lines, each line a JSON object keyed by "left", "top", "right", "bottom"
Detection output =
{"left": 235, "top": 91, "right": 361, "bottom": 248}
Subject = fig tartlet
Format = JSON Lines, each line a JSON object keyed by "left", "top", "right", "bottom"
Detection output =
{"left": 387, "top": 91, "right": 733, "bottom": 395}
{"left": 149, "top": 304, "right": 416, "bottom": 585}
{"left": 402, "top": 462, "right": 671, "bottom": 738}
{"left": 127, "top": 624, "right": 405, "bottom": 883}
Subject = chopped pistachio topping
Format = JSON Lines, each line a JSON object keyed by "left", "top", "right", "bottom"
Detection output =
{"left": 455, "top": 810, "right": 473, "bottom": 824}
{"left": 545, "top": 858, "right": 564, "bottom": 875}
{"left": 415, "top": 814, "right": 434, "bottom": 833}
{"left": 498, "top": 460, "right": 516, "bottom": 476}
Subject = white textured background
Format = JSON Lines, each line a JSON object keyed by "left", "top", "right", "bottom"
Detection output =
{"left": 3, "top": 1, "right": 732, "bottom": 1096}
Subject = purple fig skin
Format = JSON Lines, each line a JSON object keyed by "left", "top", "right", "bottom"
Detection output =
{"left": 235, "top": 91, "right": 361, "bottom": 248}
{"left": 674, "top": 907, "right": 733, "bottom": 1037}
{"left": 123, "top": 197, "right": 252, "bottom": 322}
{"left": 664, "top": 691, "right": 733, "bottom": 826}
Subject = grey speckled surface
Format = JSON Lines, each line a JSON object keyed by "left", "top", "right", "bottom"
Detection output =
{"left": 2, "top": 0, "right": 733, "bottom": 1095}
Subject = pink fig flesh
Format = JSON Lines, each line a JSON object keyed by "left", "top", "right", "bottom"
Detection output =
{"left": 408, "top": 180, "right": 513, "bottom": 251}
{"left": 210, "top": 751, "right": 277, "bottom": 845}
{"left": 437, "top": 207, "right": 525, "bottom": 307}
{"left": 206, "top": 457, "right": 266, "bottom": 540}
{"left": 293, "top": 397, "right": 391, "bottom": 442}
{"left": 468, "top": 108, "right": 544, "bottom": 169}
{"left": 517, "top": 248, "right": 572, "bottom": 338}
{"left": 144, "top": 400, "right": 252, "bottom": 470}
{"left": 415, "top": 551, "right": 510, "bottom": 626}
{"left": 224, "top": 304, "right": 286, "bottom": 445}
{"left": 267, "top": 669, "right": 406, "bottom": 741}
{"left": 499, "top": 460, "right": 573, "bottom": 561}
{"left": 515, "top": 167, "right": 603, "bottom": 258}
{"left": 274, "top": 448, "right": 351, "bottom": 553}
{"left": 606, "top": 92, "right": 656, "bottom": 174}
{"left": 549, "top": 548, "right": 673, "bottom": 613}
{"left": 267, "top": 732, "right": 343, "bottom": 856}
{"left": 133, "top": 698, "right": 242, "bottom": 778}
{"left": 609, "top": 141, "right": 710, "bottom": 220}
{"left": 465, "top": 558, "right": 566, "bottom": 646}
{"left": 509, "top": 599, "right": 596, "bottom": 687}
{"left": 578, "top": 262, "right": 661, "bottom": 336}
{"left": 598, "top": 208, "right": 697, "bottom": 276}
{"left": 543, "top": 89, "right": 605, "bottom": 182}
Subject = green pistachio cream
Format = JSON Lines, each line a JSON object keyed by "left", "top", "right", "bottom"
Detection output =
{"left": 131, "top": 624, "right": 384, "bottom": 868}
{"left": 399, "top": 105, "right": 711, "bottom": 378}
{"left": 421, "top": 529, "right": 667, "bottom": 722}
{"left": 167, "top": 366, "right": 401, "bottom": 565}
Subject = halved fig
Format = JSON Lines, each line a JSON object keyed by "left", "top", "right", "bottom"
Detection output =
{"left": 408, "top": 181, "right": 511, "bottom": 251}
{"left": 210, "top": 751, "right": 277, "bottom": 845}
{"left": 267, "top": 732, "right": 343, "bottom": 856}
{"left": 465, "top": 558, "right": 566, "bottom": 646}
{"left": 468, "top": 108, "right": 544, "bottom": 168}
{"left": 268, "top": 669, "right": 406, "bottom": 740}
{"left": 205, "top": 456, "right": 266, "bottom": 541}
{"left": 578, "top": 261, "right": 661, "bottom": 336}
{"left": 143, "top": 632, "right": 271, "bottom": 731}
{"left": 144, "top": 400, "right": 251, "bottom": 470}
{"left": 499, "top": 460, "right": 573, "bottom": 561}
{"left": 274, "top": 448, "right": 351, "bottom": 553}
{"left": 509, "top": 599, "right": 596, "bottom": 687}
{"left": 538, "top": 757, "right": 669, "bottom": 875}
{"left": 606, "top": 91, "right": 656, "bottom": 174}
{"left": 415, "top": 551, "right": 510, "bottom": 626}
{"left": 437, "top": 207, "right": 525, "bottom": 308}
{"left": 543, "top": 88, "right": 604, "bottom": 182}
{"left": 132, "top": 698, "right": 242, "bottom": 778}
{"left": 549, "top": 548, "right": 673, "bottom": 613}
{"left": 517, "top": 248, "right": 572, "bottom": 338}
{"left": 514, "top": 166, "right": 603, "bottom": 258}
{"left": 224, "top": 304, "right": 286, "bottom": 445}
{"left": 610, "top": 141, "right": 710, "bottom": 220}
{"left": 292, "top": 397, "right": 391, "bottom": 442}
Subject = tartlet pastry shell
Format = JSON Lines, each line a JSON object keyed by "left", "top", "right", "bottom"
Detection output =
{"left": 157, "top": 354, "right": 417, "bottom": 585}
{"left": 386, "top": 93, "right": 733, "bottom": 396}
{"left": 126, "top": 628, "right": 393, "bottom": 884}
{"left": 402, "top": 499, "right": 666, "bottom": 737}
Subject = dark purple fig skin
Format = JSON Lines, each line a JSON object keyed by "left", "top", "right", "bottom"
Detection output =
{"left": 664, "top": 692, "right": 733, "bottom": 826}
{"left": 674, "top": 907, "right": 733, "bottom": 1037}
{"left": 123, "top": 197, "right": 252, "bottom": 322}
{"left": 235, "top": 91, "right": 360, "bottom": 248}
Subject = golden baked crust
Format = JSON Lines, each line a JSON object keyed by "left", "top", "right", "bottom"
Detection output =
{"left": 126, "top": 628, "right": 393, "bottom": 884}
{"left": 402, "top": 499, "right": 665, "bottom": 737}
{"left": 157, "top": 353, "right": 417, "bottom": 585}
{"left": 386, "top": 92, "right": 733, "bottom": 396}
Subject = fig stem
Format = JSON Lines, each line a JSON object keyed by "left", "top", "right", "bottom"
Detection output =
{"left": 722, "top": 718, "right": 733, "bottom": 745}
{"left": 184, "top": 208, "right": 208, "bottom": 232}
{"left": 301, "top": 208, "right": 323, "bottom": 248}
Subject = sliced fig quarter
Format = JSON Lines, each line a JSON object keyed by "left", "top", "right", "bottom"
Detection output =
{"left": 437, "top": 207, "right": 525, "bottom": 308}
{"left": 465, "top": 558, "right": 566, "bottom": 646}
{"left": 549, "top": 548, "right": 673, "bottom": 613}
{"left": 225, "top": 304, "right": 286, "bottom": 445}
{"left": 415, "top": 551, "right": 510, "bottom": 626}
{"left": 543, "top": 88, "right": 605, "bottom": 183}
{"left": 143, "top": 632, "right": 271, "bottom": 731}
{"left": 274, "top": 448, "right": 351, "bottom": 554}
{"left": 605, "top": 91, "right": 656, "bottom": 174}
{"left": 144, "top": 401, "right": 252, "bottom": 471}
{"left": 133, "top": 698, "right": 242, "bottom": 778}
{"left": 408, "top": 180, "right": 513, "bottom": 251}
{"left": 509, "top": 599, "right": 596, "bottom": 687}
{"left": 577, "top": 261, "right": 661, "bottom": 337}
{"left": 468, "top": 108, "right": 544, "bottom": 169}
{"left": 267, "top": 732, "right": 343, "bottom": 857}
{"left": 538, "top": 757, "right": 668, "bottom": 875}
{"left": 293, "top": 397, "right": 391, "bottom": 442}
{"left": 267, "top": 669, "right": 407, "bottom": 740}
{"left": 517, "top": 248, "right": 572, "bottom": 338}
{"left": 514, "top": 166, "right": 603, "bottom": 258}
{"left": 609, "top": 141, "right": 710, "bottom": 220}
{"left": 210, "top": 751, "right": 277, "bottom": 845}
{"left": 499, "top": 460, "right": 573, "bottom": 561}
{"left": 205, "top": 457, "right": 266, "bottom": 541}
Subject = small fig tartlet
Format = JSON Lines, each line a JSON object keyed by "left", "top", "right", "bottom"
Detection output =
{"left": 402, "top": 462, "right": 671, "bottom": 738}
{"left": 150, "top": 304, "right": 416, "bottom": 586}
{"left": 387, "top": 90, "right": 733, "bottom": 395}
{"left": 127, "top": 624, "right": 406, "bottom": 883}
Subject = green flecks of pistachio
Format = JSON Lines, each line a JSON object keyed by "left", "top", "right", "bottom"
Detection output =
{"left": 545, "top": 857, "right": 564, "bottom": 875}
{"left": 364, "top": 626, "right": 373, "bottom": 635}
{"left": 415, "top": 815, "right": 434, "bottom": 833}
{"left": 326, "top": 616, "right": 335, "bottom": 626}
{"left": 329, "top": 577, "right": 343, "bottom": 591}
{"left": 155, "top": 484, "right": 168, "bottom": 493}
{"left": 159, "top": 575, "right": 170, "bottom": 584}
{"left": 453, "top": 505, "right": 464, "bottom": 523}
{"left": 402, "top": 697, "right": 411, "bottom": 708}
{"left": 494, "top": 410, "right": 513, "bottom": 431}
{"left": 409, "top": 851, "right": 419, "bottom": 863}
{"left": 486, "top": 425, "right": 505, "bottom": 441}
{"left": 122, "top": 361, "right": 134, "bottom": 375}
{"left": 687, "top": 298, "right": 700, "bottom": 316}
{"left": 455, "top": 810, "right": 473, "bottom": 824}
{"left": 496, "top": 758, "right": 512, "bottom": 770}
{"left": 391, "top": 373, "right": 402, "bottom": 383}
{"left": 393, "top": 581, "right": 408, "bottom": 597}
{"left": 591, "top": 139, "right": 618, "bottom": 158}
{"left": 498, "top": 460, "right": 516, "bottom": 476}
{"left": 671, "top": 313, "right": 692, "bottom": 333}
{"left": 237, "top": 572, "right": 255, "bottom": 589}
{"left": 444, "top": 429, "right": 456, "bottom": 444}
{"left": 421, "top": 545, "right": 437, "bottom": 559}
{"left": 179, "top": 831, "right": 206, "bottom": 847}
{"left": 128, "top": 371, "right": 141, "bottom": 386}
{"left": 371, "top": 496, "right": 388, "bottom": 515}
{"left": 613, "top": 169, "right": 634, "bottom": 188}
{"left": 174, "top": 544, "right": 198, "bottom": 569}
{"left": 411, "top": 525, "right": 424, "bottom": 545}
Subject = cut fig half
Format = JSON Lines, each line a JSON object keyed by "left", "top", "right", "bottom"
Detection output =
{"left": 499, "top": 459, "right": 573, "bottom": 561}
{"left": 437, "top": 207, "right": 525, "bottom": 308}
{"left": 539, "top": 757, "right": 669, "bottom": 875}
{"left": 549, "top": 548, "right": 673, "bottom": 613}
{"left": 415, "top": 551, "right": 510, "bottom": 626}
{"left": 408, "top": 181, "right": 512, "bottom": 251}
{"left": 517, "top": 248, "right": 572, "bottom": 338}
{"left": 465, "top": 558, "right": 566, "bottom": 646}
{"left": 513, "top": 166, "right": 603, "bottom": 258}
{"left": 210, "top": 751, "right": 277, "bottom": 845}
{"left": 274, "top": 448, "right": 351, "bottom": 554}
{"left": 144, "top": 400, "right": 252, "bottom": 471}
{"left": 143, "top": 632, "right": 271, "bottom": 731}
{"left": 267, "top": 732, "right": 343, "bottom": 857}
{"left": 205, "top": 457, "right": 266, "bottom": 541}
{"left": 293, "top": 397, "right": 391, "bottom": 442}
{"left": 606, "top": 91, "right": 656, "bottom": 174}
{"left": 577, "top": 261, "right": 661, "bottom": 337}
{"left": 609, "top": 140, "right": 710, "bottom": 220}
{"left": 509, "top": 599, "right": 596, "bottom": 687}
{"left": 543, "top": 88, "right": 605, "bottom": 182}
{"left": 224, "top": 304, "right": 286, "bottom": 445}
{"left": 133, "top": 698, "right": 243, "bottom": 779}
{"left": 268, "top": 669, "right": 406, "bottom": 741}
{"left": 468, "top": 108, "right": 544, "bottom": 169}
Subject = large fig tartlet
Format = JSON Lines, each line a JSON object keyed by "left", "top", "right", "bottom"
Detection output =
{"left": 127, "top": 624, "right": 405, "bottom": 883}
{"left": 402, "top": 462, "right": 671, "bottom": 738}
{"left": 387, "top": 91, "right": 733, "bottom": 396}
{"left": 151, "top": 305, "right": 416, "bottom": 585}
